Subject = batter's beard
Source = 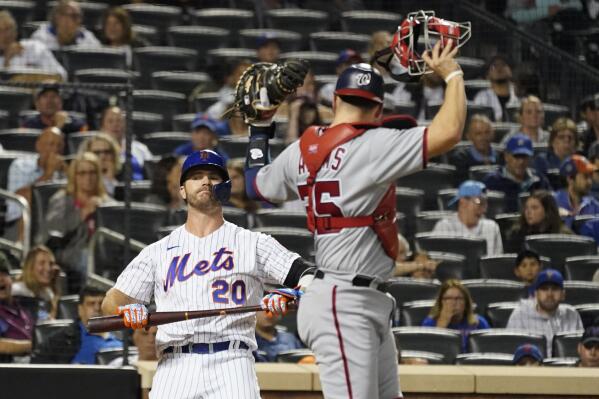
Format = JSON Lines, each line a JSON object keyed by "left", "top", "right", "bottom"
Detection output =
{"left": 186, "top": 188, "right": 220, "bottom": 212}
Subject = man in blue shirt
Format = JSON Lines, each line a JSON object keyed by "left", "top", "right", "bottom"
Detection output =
{"left": 254, "top": 308, "right": 304, "bottom": 362}
{"left": 554, "top": 154, "right": 599, "bottom": 229}
{"left": 483, "top": 134, "right": 551, "bottom": 212}
{"left": 71, "top": 285, "right": 121, "bottom": 364}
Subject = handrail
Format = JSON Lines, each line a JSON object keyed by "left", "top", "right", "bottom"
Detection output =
{"left": 0, "top": 189, "right": 30, "bottom": 256}
{"left": 87, "top": 227, "right": 145, "bottom": 276}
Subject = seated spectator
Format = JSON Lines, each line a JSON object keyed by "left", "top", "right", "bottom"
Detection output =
{"left": 174, "top": 113, "right": 228, "bottom": 158}
{"left": 100, "top": 7, "right": 148, "bottom": 67}
{"left": 473, "top": 54, "right": 520, "bottom": 122}
{"left": 422, "top": 279, "right": 490, "bottom": 352}
{"left": 224, "top": 159, "right": 260, "bottom": 212}
{"left": 449, "top": 114, "right": 499, "bottom": 182}
{"left": 501, "top": 96, "right": 550, "bottom": 145}
{"left": 285, "top": 70, "right": 330, "bottom": 143}
{"left": 368, "top": 30, "right": 392, "bottom": 75}
{"left": 506, "top": 0, "right": 583, "bottom": 24}
{"left": 206, "top": 59, "right": 253, "bottom": 120}
{"left": 554, "top": 155, "right": 599, "bottom": 228}
{"left": 71, "top": 285, "right": 122, "bottom": 364}
{"left": 432, "top": 180, "right": 503, "bottom": 255}
{"left": 577, "top": 94, "right": 596, "bottom": 135}
{"left": 0, "top": 258, "right": 33, "bottom": 361}
{"left": 11, "top": 245, "right": 61, "bottom": 321}
{"left": 22, "top": 83, "right": 88, "bottom": 135}
{"left": 392, "top": 72, "right": 444, "bottom": 122}
{"left": 45, "top": 152, "right": 111, "bottom": 291}
{"left": 255, "top": 309, "right": 304, "bottom": 362}
{"left": 484, "top": 134, "right": 551, "bottom": 212}
{"left": 318, "top": 49, "right": 364, "bottom": 107}
{"left": 394, "top": 250, "right": 439, "bottom": 280}
{"left": 505, "top": 190, "right": 572, "bottom": 252}
{"left": 586, "top": 142, "right": 599, "bottom": 198}
{"left": 255, "top": 33, "right": 280, "bottom": 63}
{"left": 78, "top": 133, "right": 122, "bottom": 196}
{"left": 533, "top": 117, "right": 578, "bottom": 178}
{"left": 512, "top": 343, "right": 544, "bottom": 366}
{"left": 99, "top": 106, "right": 152, "bottom": 181}
{"left": 31, "top": 0, "right": 100, "bottom": 50}
{"left": 0, "top": 11, "right": 66, "bottom": 80}
{"left": 6, "top": 127, "right": 65, "bottom": 238}
{"left": 581, "top": 94, "right": 599, "bottom": 154}
{"left": 507, "top": 269, "right": 583, "bottom": 357}
{"left": 108, "top": 325, "right": 158, "bottom": 366}
{"left": 577, "top": 325, "right": 599, "bottom": 367}
{"left": 513, "top": 249, "right": 542, "bottom": 297}
{"left": 144, "top": 155, "right": 185, "bottom": 221}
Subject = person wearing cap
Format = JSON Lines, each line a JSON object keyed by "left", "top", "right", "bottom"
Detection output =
{"left": 554, "top": 154, "right": 599, "bottom": 229}
{"left": 581, "top": 94, "right": 599, "bottom": 155}
{"left": 256, "top": 33, "right": 281, "bottom": 63}
{"left": 513, "top": 249, "right": 542, "bottom": 297}
{"left": 577, "top": 325, "right": 599, "bottom": 367}
{"left": 30, "top": 0, "right": 100, "bottom": 50}
{"left": 0, "top": 11, "right": 67, "bottom": 80}
{"left": 507, "top": 269, "right": 583, "bottom": 357}
{"left": 483, "top": 133, "right": 551, "bottom": 212}
{"left": 174, "top": 113, "right": 228, "bottom": 159}
{"left": 433, "top": 180, "right": 503, "bottom": 255}
{"left": 0, "top": 258, "right": 34, "bottom": 360}
{"left": 473, "top": 54, "right": 520, "bottom": 122}
{"left": 533, "top": 117, "right": 578, "bottom": 179}
{"left": 449, "top": 114, "right": 499, "bottom": 182}
{"left": 512, "top": 343, "right": 544, "bottom": 366}
{"left": 21, "top": 83, "right": 88, "bottom": 135}
{"left": 318, "top": 49, "right": 364, "bottom": 107}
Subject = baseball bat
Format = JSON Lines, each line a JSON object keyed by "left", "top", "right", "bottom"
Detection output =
{"left": 87, "top": 303, "right": 297, "bottom": 333}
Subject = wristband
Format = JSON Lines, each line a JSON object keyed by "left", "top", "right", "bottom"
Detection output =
{"left": 444, "top": 70, "right": 464, "bottom": 84}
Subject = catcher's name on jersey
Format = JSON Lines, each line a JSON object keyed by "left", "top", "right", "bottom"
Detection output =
{"left": 299, "top": 146, "right": 346, "bottom": 173}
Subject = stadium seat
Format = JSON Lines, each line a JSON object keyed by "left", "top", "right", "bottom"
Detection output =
{"left": 96, "top": 202, "right": 169, "bottom": 244}
{"left": 266, "top": 9, "right": 328, "bottom": 38}
{"left": 414, "top": 233, "right": 486, "bottom": 279}
{"left": 397, "top": 163, "right": 457, "bottom": 211}
{"left": 464, "top": 79, "right": 491, "bottom": 101}
{"left": 468, "top": 329, "right": 547, "bottom": 356}
{"left": 0, "top": 86, "right": 33, "bottom": 126}
{"left": 133, "top": 90, "right": 188, "bottom": 131}
{"left": 252, "top": 227, "right": 314, "bottom": 260}
{"left": 455, "top": 352, "right": 514, "bottom": 365}
{"left": 167, "top": 26, "right": 230, "bottom": 57}
{"left": 525, "top": 234, "right": 597, "bottom": 273}
{"left": 13, "top": 295, "right": 50, "bottom": 323}
{"left": 89, "top": 227, "right": 145, "bottom": 281}
{"left": 66, "top": 132, "right": 98, "bottom": 155}
{"left": 275, "top": 349, "right": 314, "bottom": 363}
{"left": 140, "top": 132, "right": 189, "bottom": 156}
{"left": 219, "top": 137, "right": 286, "bottom": 160}
{"left": 56, "top": 294, "right": 79, "bottom": 320}
{"left": 0, "top": 129, "right": 40, "bottom": 152}
{"left": 152, "top": 71, "right": 212, "bottom": 96}
{"left": 462, "top": 279, "right": 526, "bottom": 314}
{"left": 192, "top": 92, "right": 220, "bottom": 113}
{"left": 206, "top": 48, "right": 257, "bottom": 69}
{"left": 395, "top": 187, "right": 424, "bottom": 242}
{"left": 564, "top": 256, "right": 599, "bottom": 281}
{"left": 492, "top": 122, "right": 519, "bottom": 143}
{"left": 133, "top": 24, "right": 160, "bottom": 45}
{"left": 437, "top": 188, "right": 506, "bottom": 218}
{"left": 543, "top": 357, "right": 578, "bottom": 366}
{"left": 0, "top": 1, "right": 35, "bottom": 30}
{"left": 542, "top": 103, "right": 570, "bottom": 128}
{"left": 96, "top": 347, "right": 138, "bottom": 366}
{"left": 191, "top": 8, "right": 255, "bottom": 34}
{"left": 430, "top": 252, "right": 468, "bottom": 281}
{"left": 400, "top": 350, "right": 445, "bottom": 364}
{"left": 552, "top": 331, "right": 584, "bottom": 358}
{"left": 31, "top": 181, "right": 66, "bottom": 244}
{"left": 572, "top": 215, "right": 597, "bottom": 235}
{"left": 341, "top": 10, "right": 401, "bottom": 35}
{"left": 253, "top": 209, "right": 307, "bottom": 229}
{"left": 0, "top": 110, "right": 10, "bottom": 131}
{"left": 426, "top": 101, "right": 494, "bottom": 122}
{"left": 456, "top": 57, "right": 486, "bottom": 80}
{"left": 278, "top": 312, "right": 298, "bottom": 338}
{"left": 400, "top": 300, "right": 434, "bottom": 327}
{"left": 31, "top": 319, "right": 78, "bottom": 364}
{"left": 383, "top": 278, "right": 440, "bottom": 305}
{"left": 123, "top": 3, "right": 182, "bottom": 41}
{"left": 485, "top": 301, "right": 519, "bottom": 328}
{"left": 478, "top": 254, "right": 520, "bottom": 280}
{"left": 60, "top": 47, "right": 127, "bottom": 76}
{"left": 415, "top": 211, "right": 454, "bottom": 234}
{"left": 279, "top": 51, "right": 337, "bottom": 75}
{"left": 468, "top": 164, "right": 499, "bottom": 182}
{"left": 113, "top": 181, "right": 153, "bottom": 203}
{"left": 74, "top": 69, "right": 138, "bottom": 86}
{"left": 238, "top": 29, "right": 302, "bottom": 52}
{"left": 309, "top": 31, "right": 370, "bottom": 53}
{"left": 394, "top": 101, "right": 418, "bottom": 119}
{"left": 133, "top": 47, "right": 197, "bottom": 87}
{"left": 575, "top": 304, "right": 599, "bottom": 328}
{"left": 392, "top": 327, "right": 462, "bottom": 364}
{"left": 494, "top": 213, "right": 520, "bottom": 244}
{"left": 171, "top": 206, "right": 248, "bottom": 228}
{"left": 131, "top": 112, "right": 164, "bottom": 138}
{"left": 563, "top": 281, "right": 599, "bottom": 306}
{"left": 171, "top": 113, "right": 196, "bottom": 132}
{"left": 0, "top": 151, "right": 34, "bottom": 190}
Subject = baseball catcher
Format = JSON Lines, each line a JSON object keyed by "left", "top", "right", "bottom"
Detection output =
{"left": 222, "top": 59, "right": 311, "bottom": 124}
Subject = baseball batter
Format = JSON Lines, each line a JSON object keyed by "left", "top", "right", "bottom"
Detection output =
{"left": 244, "top": 41, "right": 466, "bottom": 398}
{"left": 101, "top": 150, "right": 313, "bottom": 399}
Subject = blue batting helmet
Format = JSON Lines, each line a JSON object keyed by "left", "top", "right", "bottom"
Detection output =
{"left": 334, "top": 63, "right": 384, "bottom": 104}
{"left": 180, "top": 150, "right": 231, "bottom": 203}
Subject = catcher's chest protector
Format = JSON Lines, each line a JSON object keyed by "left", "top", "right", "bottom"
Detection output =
{"left": 299, "top": 123, "right": 399, "bottom": 260}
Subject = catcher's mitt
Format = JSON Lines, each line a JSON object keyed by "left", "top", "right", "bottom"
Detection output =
{"left": 222, "top": 59, "right": 310, "bottom": 123}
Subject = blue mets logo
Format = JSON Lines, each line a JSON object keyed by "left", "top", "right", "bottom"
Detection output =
{"left": 163, "top": 247, "right": 234, "bottom": 292}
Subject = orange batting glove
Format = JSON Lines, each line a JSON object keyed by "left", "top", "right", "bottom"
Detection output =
{"left": 117, "top": 303, "right": 148, "bottom": 329}
{"left": 261, "top": 288, "right": 302, "bottom": 317}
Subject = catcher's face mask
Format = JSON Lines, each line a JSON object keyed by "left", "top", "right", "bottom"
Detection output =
{"left": 373, "top": 10, "right": 471, "bottom": 81}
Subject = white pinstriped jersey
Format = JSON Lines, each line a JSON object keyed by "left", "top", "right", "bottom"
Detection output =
{"left": 114, "top": 222, "right": 299, "bottom": 353}
{"left": 255, "top": 126, "right": 427, "bottom": 280}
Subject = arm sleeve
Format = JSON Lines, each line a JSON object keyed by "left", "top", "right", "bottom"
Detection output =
{"left": 255, "top": 233, "right": 301, "bottom": 285}
{"left": 113, "top": 246, "right": 157, "bottom": 303}
{"left": 493, "top": 223, "right": 504, "bottom": 255}
{"left": 432, "top": 219, "right": 452, "bottom": 235}
{"left": 34, "top": 42, "right": 67, "bottom": 80}
{"left": 254, "top": 143, "right": 301, "bottom": 203}
{"left": 367, "top": 126, "right": 427, "bottom": 185}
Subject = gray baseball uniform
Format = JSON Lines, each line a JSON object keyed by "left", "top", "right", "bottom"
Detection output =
{"left": 255, "top": 125, "right": 427, "bottom": 399}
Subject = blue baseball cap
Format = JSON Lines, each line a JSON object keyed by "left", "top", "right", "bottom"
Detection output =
{"left": 559, "top": 154, "right": 597, "bottom": 177}
{"left": 191, "top": 113, "right": 220, "bottom": 133}
{"left": 512, "top": 344, "right": 543, "bottom": 364}
{"left": 448, "top": 180, "right": 487, "bottom": 207}
{"left": 336, "top": 49, "right": 363, "bottom": 67}
{"left": 505, "top": 133, "right": 534, "bottom": 156}
{"left": 533, "top": 268, "right": 564, "bottom": 290}
{"left": 256, "top": 32, "right": 280, "bottom": 48}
